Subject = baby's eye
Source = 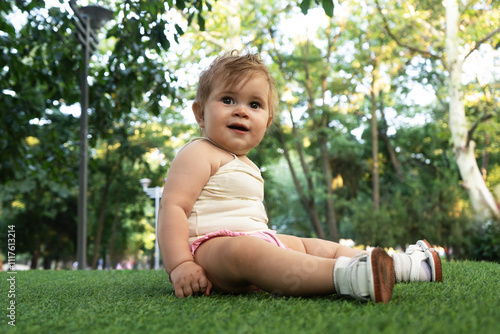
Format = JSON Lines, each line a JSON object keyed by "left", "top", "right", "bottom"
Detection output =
{"left": 249, "top": 102, "right": 261, "bottom": 109}
{"left": 222, "top": 97, "right": 234, "bottom": 104}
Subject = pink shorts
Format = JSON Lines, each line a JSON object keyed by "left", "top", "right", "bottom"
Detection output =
{"left": 190, "top": 229, "right": 290, "bottom": 256}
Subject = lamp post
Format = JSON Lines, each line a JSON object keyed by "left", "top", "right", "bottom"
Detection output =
{"left": 140, "top": 178, "right": 162, "bottom": 270}
{"left": 70, "top": 0, "right": 113, "bottom": 270}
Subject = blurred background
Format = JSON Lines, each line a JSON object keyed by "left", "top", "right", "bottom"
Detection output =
{"left": 1, "top": 0, "right": 499, "bottom": 271}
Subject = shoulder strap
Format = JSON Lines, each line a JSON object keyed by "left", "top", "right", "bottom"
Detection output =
{"left": 181, "top": 137, "right": 237, "bottom": 158}
{"left": 201, "top": 137, "right": 237, "bottom": 158}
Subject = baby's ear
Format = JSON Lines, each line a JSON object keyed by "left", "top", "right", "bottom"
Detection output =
{"left": 192, "top": 101, "right": 204, "bottom": 127}
{"left": 266, "top": 116, "right": 273, "bottom": 128}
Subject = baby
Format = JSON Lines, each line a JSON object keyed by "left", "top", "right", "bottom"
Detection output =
{"left": 157, "top": 51, "right": 441, "bottom": 303}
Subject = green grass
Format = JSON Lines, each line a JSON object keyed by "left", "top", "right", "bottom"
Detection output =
{"left": 1, "top": 261, "right": 499, "bottom": 334}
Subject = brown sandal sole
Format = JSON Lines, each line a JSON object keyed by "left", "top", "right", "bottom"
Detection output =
{"left": 421, "top": 239, "right": 443, "bottom": 282}
{"left": 370, "top": 247, "right": 396, "bottom": 303}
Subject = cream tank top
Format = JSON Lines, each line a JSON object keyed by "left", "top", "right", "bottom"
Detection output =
{"left": 184, "top": 138, "right": 269, "bottom": 243}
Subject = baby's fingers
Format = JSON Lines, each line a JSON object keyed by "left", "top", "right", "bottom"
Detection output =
{"left": 174, "top": 284, "right": 190, "bottom": 298}
{"left": 204, "top": 280, "right": 212, "bottom": 296}
{"left": 198, "top": 276, "right": 212, "bottom": 296}
{"left": 173, "top": 279, "right": 193, "bottom": 298}
{"left": 175, "top": 281, "right": 202, "bottom": 298}
{"left": 182, "top": 285, "right": 195, "bottom": 298}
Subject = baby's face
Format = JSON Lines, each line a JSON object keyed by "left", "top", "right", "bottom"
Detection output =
{"left": 196, "top": 75, "right": 270, "bottom": 156}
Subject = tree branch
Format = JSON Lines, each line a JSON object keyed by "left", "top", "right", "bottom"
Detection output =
{"left": 464, "top": 26, "right": 500, "bottom": 59}
{"left": 467, "top": 112, "right": 493, "bottom": 145}
{"left": 379, "top": 104, "right": 405, "bottom": 181}
{"left": 374, "top": 0, "right": 441, "bottom": 60}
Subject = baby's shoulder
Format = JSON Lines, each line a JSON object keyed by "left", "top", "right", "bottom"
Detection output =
{"left": 181, "top": 138, "right": 219, "bottom": 155}
{"left": 176, "top": 139, "right": 233, "bottom": 174}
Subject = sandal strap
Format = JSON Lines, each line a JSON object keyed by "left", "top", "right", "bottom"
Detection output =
{"left": 405, "top": 240, "right": 440, "bottom": 282}
{"left": 408, "top": 251, "right": 424, "bottom": 281}
{"left": 334, "top": 255, "right": 371, "bottom": 301}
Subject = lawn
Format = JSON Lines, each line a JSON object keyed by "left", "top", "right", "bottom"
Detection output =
{"left": 1, "top": 261, "right": 499, "bottom": 334}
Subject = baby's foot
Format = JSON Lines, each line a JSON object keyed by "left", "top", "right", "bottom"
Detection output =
{"left": 392, "top": 239, "right": 443, "bottom": 283}
{"left": 334, "top": 247, "right": 395, "bottom": 303}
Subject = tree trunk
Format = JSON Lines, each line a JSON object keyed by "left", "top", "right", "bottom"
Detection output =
{"left": 108, "top": 191, "right": 122, "bottom": 269}
{"left": 301, "top": 41, "right": 339, "bottom": 240}
{"left": 481, "top": 133, "right": 490, "bottom": 180}
{"left": 30, "top": 250, "right": 39, "bottom": 270}
{"left": 445, "top": 0, "right": 500, "bottom": 219}
{"left": 379, "top": 106, "right": 404, "bottom": 181}
{"left": 277, "top": 126, "right": 327, "bottom": 239}
{"left": 226, "top": 0, "right": 243, "bottom": 51}
{"left": 370, "top": 69, "right": 380, "bottom": 211}
{"left": 319, "top": 137, "right": 339, "bottom": 241}
{"left": 319, "top": 28, "right": 339, "bottom": 241}
{"left": 91, "top": 146, "right": 114, "bottom": 269}
{"left": 269, "top": 36, "right": 334, "bottom": 240}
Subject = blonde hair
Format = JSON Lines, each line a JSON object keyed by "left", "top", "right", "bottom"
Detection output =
{"left": 193, "top": 50, "right": 278, "bottom": 127}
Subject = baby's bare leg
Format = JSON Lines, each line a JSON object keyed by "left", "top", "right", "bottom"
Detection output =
{"left": 194, "top": 236, "right": 336, "bottom": 296}
{"left": 277, "top": 234, "right": 364, "bottom": 258}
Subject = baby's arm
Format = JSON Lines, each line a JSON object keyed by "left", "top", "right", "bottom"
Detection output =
{"left": 158, "top": 141, "right": 217, "bottom": 298}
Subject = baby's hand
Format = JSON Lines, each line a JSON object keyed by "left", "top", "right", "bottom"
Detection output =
{"left": 169, "top": 261, "right": 212, "bottom": 298}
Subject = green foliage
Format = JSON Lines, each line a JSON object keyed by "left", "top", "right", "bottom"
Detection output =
{"left": 263, "top": 153, "right": 315, "bottom": 237}
{"left": 2, "top": 0, "right": 500, "bottom": 264}
{"left": 0, "top": 4, "right": 80, "bottom": 184}
{"left": 300, "top": 0, "right": 334, "bottom": 17}
{"left": 469, "top": 220, "right": 500, "bottom": 262}
{"left": 0, "top": 109, "right": 81, "bottom": 265}
{"left": 0, "top": 0, "right": 203, "bottom": 265}
{"left": 0, "top": 0, "right": 209, "bottom": 183}
{"left": 350, "top": 198, "right": 405, "bottom": 247}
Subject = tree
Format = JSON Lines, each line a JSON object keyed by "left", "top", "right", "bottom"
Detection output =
{"left": 3, "top": 0, "right": 496, "bottom": 263}
{"left": 374, "top": 0, "right": 500, "bottom": 220}
{"left": 0, "top": 110, "right": 80, "bottom": 268}
{"left": 1, "top": 0, "right": 211, "bottom": 184}
{"left": 272, "top": 40, "right": 343, "bottom": 240}
{"left": 445, "top": 0, "right": 500, "bottom": 219}
{"left": 0, "top": 0, "right": 208, "bottom": 266}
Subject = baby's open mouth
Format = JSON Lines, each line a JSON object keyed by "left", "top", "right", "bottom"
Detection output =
{"left": 228, "top": 125, "right": 249, "bottom": 132}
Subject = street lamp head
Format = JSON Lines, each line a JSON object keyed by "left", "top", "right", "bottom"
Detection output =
{"left": 140, "top": 178, "right": 152, "bottom": 192}
{"left": 78, "top": 5, "right": 113, "bottom": 31}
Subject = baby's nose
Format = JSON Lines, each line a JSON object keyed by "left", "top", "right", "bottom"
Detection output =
{"left": 233, "top": 105, "right": 249, "bottom": 117}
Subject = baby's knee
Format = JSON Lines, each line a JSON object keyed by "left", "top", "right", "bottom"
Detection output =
{"left": 276, "top": 234, "right": 307, "bottom": 253}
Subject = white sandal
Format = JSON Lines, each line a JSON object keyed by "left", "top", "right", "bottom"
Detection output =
{"left": 334, "top": 247, "right": 395, "bottom": 303}
{"left": 393, "top": 239, "right": 443, "bottom": 283}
